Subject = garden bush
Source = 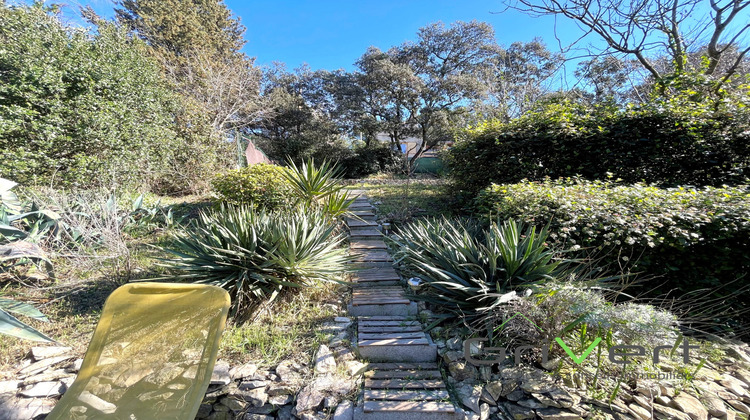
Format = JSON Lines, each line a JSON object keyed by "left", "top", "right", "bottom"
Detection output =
{"left": 210, "top": 164, "right": 295, "bottom": 211}
{"left": 447, "top": 99, "right": 750, "bottom": 195}
{"left": 474, "top": 178, "right": 750, "bottom": 326}
{"left": 155, "top": 204, "right": 350, "bottom": 317}
{"left": 391, "top": 218, "right": 586, "bottom": 317}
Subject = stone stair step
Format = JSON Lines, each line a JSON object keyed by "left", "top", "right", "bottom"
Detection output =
{"left": 364, "top": 389, "right": 450, "bottom": 401}
{"left": 359, "top": 338, "right": 429, "bottom": 346}
{"left": 354, "top": 270, "right": 400, "bottom": 280}
{"left": 347, "top": 219, "right": 379, "bottom": 228}
{"left": 358, "top": 320, "right": 421, "bottom": 327}
{"left": 352, "top": 280, "right": 401, "bottom": 288}
{"left": 363, "top": 401, "right": 455, "bottom": 413}
{"left": 350, "top": 240, "right": 388, "bottom": 250}
{"left": 364, "top": 379, "right": 445, "bottom": 389}
{"left": 359, "top": 316, "right": 418, "bottom": 321}
{"left": 348, "top": 302, "right": 418, "bottom": 317}
{"left": 358, "top": 332, "right": 426, "bottom": 340}
{"left": 365, "top": 370, "right": 442, "bottom": 379}
{"left": 358, "top": 326, "right": 424, "bottom": 333}
{"left": 365, "top": 362, "right": 439, "bottom": 370}
{"left": 351, "top": 250, "right": 393, "bottom": 262}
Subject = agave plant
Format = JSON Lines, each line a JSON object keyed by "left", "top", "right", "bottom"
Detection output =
{"left": 0, "top": 297, "right": 54, "bottom": 342}
{"left": 153, "top": 204, "right": 351, "bottom": 317}
{"left": 391, "top": 218, "right": 578, "bottom": 317}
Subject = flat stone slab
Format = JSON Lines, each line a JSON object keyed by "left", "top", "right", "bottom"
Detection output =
{"left": 352, "top": 250, "right": 393, "bottom": 262}
{"left": 354, "top": 268, "right": 400, "bottom": 279}
{"left": 365, "top": 370, "right": 442, "bottom": 379}
{"left": 346, "top": 219, "right": 379, "bottom": 228}
{"left": 365, "top": 389, "right": 450, "bottom": 401}
{"left": 348, "top": 302, "right": 417, "bottom": 317}
{"left": 359, "top": 338, "right": 429, "bottom": 347}
{"left": 359, "top": 332, "right": 426, "bottom": 340}
{"left": 350, "top": 229, "right": 382, "bottom": 238}
{"left": 363, "top": 401, "right": 456, "bottom": 413}
{"left": 365, "top": 379, "right": 445, "bottom": 389}
{"left": 359, "top": 326, "right": 424, "bottom": 333}
{"left": 350, "top": 240, "right": 388, "bottom": 250}
{"left": 365, "top": 362, "right": 439, "bottom": 370}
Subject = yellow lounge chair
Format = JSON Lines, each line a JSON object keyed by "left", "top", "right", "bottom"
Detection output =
{"left": 46, "top": 283, "right": 230, "bottom": 420}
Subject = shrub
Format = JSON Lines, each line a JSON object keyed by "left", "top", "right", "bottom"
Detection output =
{"left": 210, "top": 164, "right": 295, "bottom": 211}
{"left": 339, "top": 145, "right": 401, "bottom": 178}
{"left": 474, "top": 178, "right": 750, "bottom": 319}
{"left": 154, "top": 204, "right": 351, "bottom": 317}
{"left": 283, "top": 159, "right": 356, "bottom": 218}
{"left": 447, "top": 99, "right": 750, "bottom": 195}
{"left": 391, "top": 218, "right": 581, "bottom": 317}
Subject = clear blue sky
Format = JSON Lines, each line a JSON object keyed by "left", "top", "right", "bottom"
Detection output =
{"left": 43, "top": 0, "right": 591, "bottom": 79}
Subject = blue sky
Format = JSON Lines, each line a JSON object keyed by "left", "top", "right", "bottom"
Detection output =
{"left": 42, "top": 0, "right": 593, "bottom": 82}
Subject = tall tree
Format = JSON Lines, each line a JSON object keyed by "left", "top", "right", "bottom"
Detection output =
{"left": 347, "top": 21, "right": 500, "bottom": 167}
{"left": 115, "top": 0, "right": 244, "bottom": 62}
{"left": 508, "top": 0, "right": 750, "bottom": 91}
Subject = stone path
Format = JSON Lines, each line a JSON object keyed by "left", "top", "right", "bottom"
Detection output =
{"left": 345, "top": 192, "right": 462, "bottom": 420}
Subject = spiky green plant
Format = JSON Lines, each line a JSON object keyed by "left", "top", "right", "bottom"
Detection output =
{"left": 0, "top": 297, "right": 54, "bottom": 342}
{"left": 153, "top": 204, "right": 351, "bottom": 317}
{"left": 391, "top": 218, "right": 577, "bottom": 316}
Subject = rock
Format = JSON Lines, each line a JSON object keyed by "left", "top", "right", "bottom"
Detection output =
{"left": 17, "top": 355, "right": 74, "bottom": 377}
{"left": 652, "top": 403, "right": 692, "bottom": 420}
{"left": 479, "top": 366, "right": 492, "bottom": 382}
{"left": 540, "top": 358, "right": 561, "bottom": 371}
{"left": 484, "top": 380, "right": 515, "bottom": 401}
{"left": 79, "top": 390, "right": 117, "bottom": 414}
{"left": 447, "top": 336, "right": 462, "bottom": 351}
{"left": 456, "top": 382, "right": 483, "bottom": 414}
{"left": 449, "top": 361, "right": 478, "bottom": 381}
{"left": 239, "top": 380, "right": 267, "bottom": 390}
{"left": 506, "top": 389, "right": 526, "bottom": 401}
{"left": 333, "top": 347, "right": 355, "bottom": 362}
{"left": 65, "top": 358, "right": 83, "bottom": 373}
{"left": 243, "top": 415, "right": 274, "bottom": 420}
{"left": 333, "top": 400, "right": 354, "bottom": 420}
{"left": 19, "top": 380, "right": 66, "bottom": 398}
{"left": 670, "top": 393, "right": 708, "bottom": 420}
{"left": 196, "top": 403, "right": 212, "bottom": 418}
{"left": 721, "top": 375, "right": 749, "bottom": 398}
{"left": 30, "top": 346, "right": 72, "bottom": 361}
{"left": 276, "top": 360, "right": 302, "bottom": 383}
{"left": 324, "top": 396, "right": 338, "bottom": 408}
{"left": 295, "top": 386, "right": 325, "bottom": 413}
{"left": 314, "top": 345, "right": 336, "bottom": 374}
{"left": 276, "top": 404, "right": 294, "bottom": 420}
{"left": 699, "top": 395, "right": 727, "bottom": 417}
{"left": 532, "top": 388, "right": 578, "bottom": 409}
{"left": 267, "top": 382, "right": 295, "bottom": 396}
{"left": 480, "top": 402, "right": 490, "bottom": 420}
{"left": 269, "top": 394, "right": 292, "bottom": 405}
{"left": 503, "top": 402, "right": 536, "bottom": 420}
{"left": 207, "top": 412, "right": 232, "bottom": 420}
{"left": 334, "top": 317, "right": 351, "bottom": 324}
{"left": 0, "top": 396, "right": 55, "bottom": 420}
{"left": 725, "top": 399, "right": 750, "bottom": 415}
{"left": 230, "top": 363, "right": 258, "bottom": 380}
{"left": 516, "top": 399, "right": 546, "bottom": 409}
{"left": 344, "top": 360, "right": 366, "bottom": 377}
{"left": 536, "top": 407, "right": 583, "bottom": 419}
{"left": 0, "top": 381, "right": 19, "bottom": 395}
{"left": 443, "top": 350, "right": 464, "bottom": 364}
{"left": 219, "top": 395, "right": 248, "bottom": 411}
{"left": 519, "top": 371, "right": 555, "bottom": 393}
{"left": 23, "top": 368, "right": 74, "bottom": 385}
{"left": 628, "top": 403, "right": 652, "bottom": 420}
{"left": 246, "top": 404, "right": 276, "bottom": 414}
{"left": 727, "top": 346, "right": 750, "bottom": 364}
{"left": 210, "top": 361, "right": 231, "bottom": 385}
{"left": 658, "top": 383, "right": 675, "bottom": 397}
{"left": 237, "top": 387, "right": 268, "bottom": 407}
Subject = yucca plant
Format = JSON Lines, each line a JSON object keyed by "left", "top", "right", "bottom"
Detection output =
{"left": 153, "top": 204, "right": 351, "bottom": 317}
{"left": 0, "top": 297, "right": 54, "bottom": 342}
{"left": 391, "top": 218, "right": 577, "bottom": 317}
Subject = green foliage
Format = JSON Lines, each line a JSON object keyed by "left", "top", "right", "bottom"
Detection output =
{"left": 447, "top": 99, "right": 750, "bottom": 195}
{"left": 210, "top": 164, "right": 295, "bottom": 211}
{"left": 0, "top": 297, "right": 54, "bottom": 342}
{"left": 0, "top": 4, "right": 195, "bottom": 190}
{"left": 391, "top": 218, "right": 575, "bottom": 316}
{"left": 474, "top": 178, "right": 750, "bottom": 309}
{"left": 283, "top": 159, "right": 356, "bottom": 218}
{"left": 154, "top": 204, "right": 351, "bottom": 317}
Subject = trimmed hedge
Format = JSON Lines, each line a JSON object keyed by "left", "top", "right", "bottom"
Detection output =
{"left": 210, "top": 164, "right": 294, "bottom": 210}
{"left": 447, "top": 100, "right": 750, "bottom": 195}
{"left": 474, "top": 179, "right": 750, "bottom": 300}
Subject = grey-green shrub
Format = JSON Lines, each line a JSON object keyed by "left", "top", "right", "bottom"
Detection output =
{"left": 154, "top": 204, "right": 351, "bottom": 317}
{"left": 210, "top": 164, "right": 295, "bottom": 211}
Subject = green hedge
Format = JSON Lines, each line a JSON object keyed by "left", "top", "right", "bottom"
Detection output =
{"left": 211, "top": 164, "right": 294, "bottom": 210}
{"left": 447, "top": 100, "right": 750, "bottom": 195}
{"left": 475, "top": 179, "right": 750, "bottom": 305}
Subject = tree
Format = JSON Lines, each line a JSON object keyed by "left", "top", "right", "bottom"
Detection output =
{"left": 508, "top": 0, "right": 750, "bottom": 92}
{"left": 481, "top": 39, "right": 563, "bottom": 119}
{"left": 347, "top": 21, "right": 500, "bottom": 168}
{"left": 575, "top": 55, "right": 643, "bottom": 103}
{"left": 0, "top": 4, "right": 184, "bottom": 190}
{"left": 115, "top": 0, "right": 244, "bottom": 62}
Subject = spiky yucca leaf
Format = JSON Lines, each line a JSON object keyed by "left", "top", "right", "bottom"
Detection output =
{"left": 391, "top": 218, "right": 574, "bottom": 317}
{"left": 153, "top": 204, "right": 351, "bottom": 317}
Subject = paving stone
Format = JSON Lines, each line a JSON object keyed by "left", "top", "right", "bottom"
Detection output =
{"left": 30, "top": 346, "right": 72, "bottom": 361}
{"left": 19, "top": 380, "right": 66, "bottom": 398}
